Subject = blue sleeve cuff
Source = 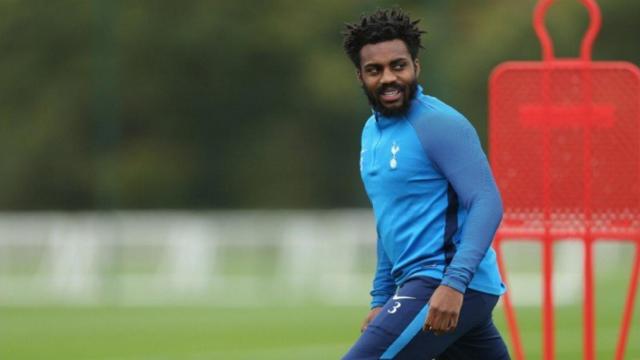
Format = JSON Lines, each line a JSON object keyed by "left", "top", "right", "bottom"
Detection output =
{"left": 440, "top": 275, "right": 467, "bottom": 294}
{"left": 371, "top": 295, "right": 392, "bottom": 309}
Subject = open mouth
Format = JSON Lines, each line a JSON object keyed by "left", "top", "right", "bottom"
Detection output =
{"left": 379, "top": 86, "right": 403, "bottom": 103}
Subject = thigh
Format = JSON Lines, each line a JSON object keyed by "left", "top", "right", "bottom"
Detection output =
{"left": 436, "top": 295, "right": 510, "bottom": 360}
{"left": 393, "top": 289, "right": 498, "bottom": 359}
{"left": 342, "top": 277, "right": 441, "bottom": 360}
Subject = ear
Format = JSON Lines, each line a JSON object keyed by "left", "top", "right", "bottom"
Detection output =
{"left": 414, "top": 59, "right": 421, "bottom": 77}
{"left": 356, "top": 69, "right": 364, "bottom": 84}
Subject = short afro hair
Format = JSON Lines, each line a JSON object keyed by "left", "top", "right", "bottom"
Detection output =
{"left": 342, "top": 8, "right": 425, "bottom": 68}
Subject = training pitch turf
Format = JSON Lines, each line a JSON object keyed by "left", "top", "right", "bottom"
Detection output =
{"left": 1, "top": 302, "right": 638, "bottom": 360}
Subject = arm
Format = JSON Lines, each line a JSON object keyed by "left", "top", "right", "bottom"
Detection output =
{"left": 422, "top": 112, "right": 503, "bottom": 293}
{"left": 370, "top": 235, "right": 396, "bottom": 308}
{"left": 432, "top": 120, "right": 503, "bottom": 293}
{"left": 415, "top": 110, "right": 503, "bottom": 333}
{"left": 362, "top": 236, "right": 396, "bottom": 332}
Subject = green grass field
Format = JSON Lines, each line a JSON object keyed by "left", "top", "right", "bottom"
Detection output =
{"left": 2, "top": 240, "right": 638, "bottom": 359}
{"left": 1, "top": 303, "right": 638, "bottom": 360}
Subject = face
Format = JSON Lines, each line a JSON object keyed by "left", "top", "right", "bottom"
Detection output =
{"left": 357, "top": 39, "right": 420, "bottom": 117}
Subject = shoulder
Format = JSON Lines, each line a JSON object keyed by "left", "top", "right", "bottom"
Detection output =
{"left": 361, "top": 114, "right": 376, "bottom": 134}
{"left": 410, "top": 95, "right": 471, "bottom": 132}
{"left": 408, "top": 96, "right": 478, "bottom": 150}
{"left": 360, "top": 114, "right": 377, "bottom": 142}
{"left": 363, "top": 114, "right": 376, "bottom": 128}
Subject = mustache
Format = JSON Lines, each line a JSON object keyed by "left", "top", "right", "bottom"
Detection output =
{"left": 376, "top": 83, "right": 404, "bottom": 96}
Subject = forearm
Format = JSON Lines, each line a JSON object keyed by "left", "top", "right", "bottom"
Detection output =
{"left": 370, "top": 237, "right": 396, "bottom": 308}
{"left": 441, "top": 185, "right": 503, "bottom": 293}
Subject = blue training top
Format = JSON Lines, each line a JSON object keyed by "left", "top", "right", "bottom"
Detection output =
{"left": 360, "top": 85, "right": 506, "bottom": 308}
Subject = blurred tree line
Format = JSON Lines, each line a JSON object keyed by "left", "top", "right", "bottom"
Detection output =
{"left": 0, "top": 0, "right": 638, "bottom": 210}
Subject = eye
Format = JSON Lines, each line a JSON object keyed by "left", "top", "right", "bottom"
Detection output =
{"left": 392, "top": 62, "right": 406, "bottom": 71}
{"left": 365, "top": 67, "right": 380, "bottom": 75}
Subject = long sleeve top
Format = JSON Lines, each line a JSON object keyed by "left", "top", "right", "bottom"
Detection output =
{"left": 360, "top": 86, "right": 506, "bottom": 308}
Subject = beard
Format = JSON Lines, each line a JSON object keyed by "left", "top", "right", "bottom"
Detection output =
{"left": 362, "top": 79, "right": 418, "bottom": 118}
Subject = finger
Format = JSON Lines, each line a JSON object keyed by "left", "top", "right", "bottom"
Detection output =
{"left": 423, "top": 322, "right": 434, "bottom": 332}
{"left": 432, "top": 311, "right": 450, "bottom": 333}
{"left": 361, "top": 318, "right": 370, "bottom": 333}
{"left": 422, "top": 320, "right": 431, "bottom": 332}
{"left": 423, "top": 310, "right": 435, "bottom": 332}
{"left": 448, "top": 312, "right": 459, "bottom": 332}
{"left": 431, "top": 314, "right": 447, "bottom": 336}
{"left": 432, "top": 307, "right": 450, "bottom": 332}
{"left": 444, "top": 318, "right": 456, "bottom": 333}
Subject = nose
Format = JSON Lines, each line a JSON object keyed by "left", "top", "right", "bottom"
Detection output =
{"left": 380, "top": 67, "right": 397, "bottom": 84}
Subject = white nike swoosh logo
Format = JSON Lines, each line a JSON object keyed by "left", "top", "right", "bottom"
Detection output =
{"left": 392, "top": 295, "right": 416, "bottom": 301}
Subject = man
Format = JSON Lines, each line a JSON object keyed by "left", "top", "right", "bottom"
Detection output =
{"left": 341, "top": 8, "right": 510, "bottom": 360}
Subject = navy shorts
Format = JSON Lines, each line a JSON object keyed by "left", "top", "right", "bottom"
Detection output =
{"left": 342, "top": 277, "right": 510, "bottom": 360}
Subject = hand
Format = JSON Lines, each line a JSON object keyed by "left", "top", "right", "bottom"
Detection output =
{"left": 361, "top": 307, "right": 383, "bottom": 332}
{"left": 423, "top": 285, "right": 463, "bottom": 335}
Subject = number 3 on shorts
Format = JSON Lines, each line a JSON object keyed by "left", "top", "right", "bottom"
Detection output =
{"left": 388, "top": 301, "right": 401, "bottom": 314}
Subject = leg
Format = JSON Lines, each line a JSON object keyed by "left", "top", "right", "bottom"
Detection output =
{"left": 394, "top": 289, "right": 505, "bottom": 359}
{"left": 437, "top": 293, "right": 510, "bottom": 360}
{"left": 343, "top": 278, "right": 504, "bottom": 360}
{"left": 343, "top": 277, "right": 445, "bottom": 360}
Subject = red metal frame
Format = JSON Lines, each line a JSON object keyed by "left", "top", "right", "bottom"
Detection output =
{"left": 494, "top": 236, "right": 640, "bottom": 360}
{"left": 489, "top": 1, "right": 640, "bottom": 359}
